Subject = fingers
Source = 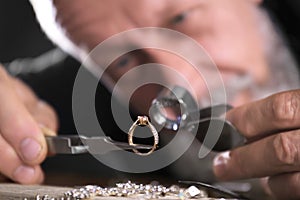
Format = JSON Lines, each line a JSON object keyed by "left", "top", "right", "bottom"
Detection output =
{"left": 0, "top": 134, "right": 44, "bottom": 184}
{"left": 31, "top": 101, "right": 59, "bottom": 132}
{"left": 0, "top": 66, "right": 57, "bottom": 184}
{"left": 268, "top": 173, "right": 300, "bottom": 200}
{"left": 213, "top": 130, "right": 300, "bottom": 180}
{"left": 0, "top": 70, "right": 47, "bottom": 166}
{"left": 216, "top": 90, "right": 300, "bottom": 199}
{"left": 12, "top": 79, "right": 58, "bottom": 131}
{"left": 226, "top": 90, "right": 300, "bottom": 139}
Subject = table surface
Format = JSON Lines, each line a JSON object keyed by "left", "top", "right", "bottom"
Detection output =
{"left": 0, "top": 154, "right": 273, "bottom": 199}
{"left": 0, "top": 184, "right": 231, "bottom": 200}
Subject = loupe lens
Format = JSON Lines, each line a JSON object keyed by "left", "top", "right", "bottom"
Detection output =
{"left": 149, "top": 86, "right": 197, "bottom": 131}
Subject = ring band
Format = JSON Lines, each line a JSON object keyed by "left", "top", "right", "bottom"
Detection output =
{"left": 128, "top": 116, "right": 159, "bottom": 156}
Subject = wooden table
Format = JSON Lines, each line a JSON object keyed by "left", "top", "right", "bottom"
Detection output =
{"left": 0, "top": 184, "right": 71, "bottom": 200}
{"left": 0, "top": 154, "right": 272, "bottom": 199}
{"left": 0, "top": 184, "right": 224, "bottom": 200}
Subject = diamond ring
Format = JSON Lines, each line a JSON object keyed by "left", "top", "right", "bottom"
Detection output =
{"left": 128, "top": 116, "right": 159, "bottom": 155}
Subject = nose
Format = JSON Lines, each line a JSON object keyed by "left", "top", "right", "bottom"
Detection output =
{"left": 144, "top": 48, "right": 201, "bottom": 84}
{"left": 143, "top": 48, "right": 213, "bottom": 106}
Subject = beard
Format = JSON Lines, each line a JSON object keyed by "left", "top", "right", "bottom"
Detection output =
{"left": 198, "top": 7, "right": 300, "bottom": 108}
{"left": 251, "top": 7, "right": 299, "bottom": 98}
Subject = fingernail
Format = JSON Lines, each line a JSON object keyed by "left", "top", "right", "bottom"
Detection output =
{"left": 13, "top": 165, "right": 35, "bottom": 183}
{"left": 260, "top": 177, "right": 272, "bottom": 196}
{"left": 213, "top": 151, "right": 230, "bottom": 179}
{"left": 20, "top": 138, "right": 42, "bottom": 161}
{"left": 39, "top": 124, "right": 56, "bottom": 136}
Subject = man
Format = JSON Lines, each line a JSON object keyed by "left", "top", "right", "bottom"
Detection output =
{"left": 0, "top": 0, "right": 299, "bottom": 198}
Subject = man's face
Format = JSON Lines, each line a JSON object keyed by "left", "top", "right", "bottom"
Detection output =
{"left": 52, "top": 0, "right": 281, "bottom": 112}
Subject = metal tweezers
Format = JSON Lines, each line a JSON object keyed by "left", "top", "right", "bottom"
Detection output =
{"left": 46, "top": 135, "right": 152, "bottom": 155}
{"left": 179, "top": 181, "right": 249, "bottom": 199}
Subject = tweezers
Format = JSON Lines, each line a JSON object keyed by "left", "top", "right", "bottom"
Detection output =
{"left": 179, "top": 180, "right": 249, "bottom": 199}
{"left": 46, "top": 135, "right": 152, "bottom": 155}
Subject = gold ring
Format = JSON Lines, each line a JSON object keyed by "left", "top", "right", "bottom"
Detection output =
{"left": 128, "top": 116, "right": 159, "bottom": 156}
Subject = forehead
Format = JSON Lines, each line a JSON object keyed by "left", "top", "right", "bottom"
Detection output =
{"left": 55, "top": 0, "right": 200, "bottom": 26}
{"left": 53, "top": 0, "right": 200, "bottom": 47}
{"left": 123, "top": 0, "right": 204, "bottom": 25}
{"left": 121, "top": 0, "right": 185, "bottom": 26}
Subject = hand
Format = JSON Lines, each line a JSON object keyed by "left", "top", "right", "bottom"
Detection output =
{"left": 0, "top": 65, "right": 58, "bottom": 184}
{"left": 213, "top": 90, "right": 300, "bottom": 199}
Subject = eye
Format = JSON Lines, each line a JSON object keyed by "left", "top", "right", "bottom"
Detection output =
{"left": 106, "top": 52, "right": 141, "bottom": 81}
{"left": 167, "top": 6, "right": 203, "bottom": 36}
{"left": 170, "top": 12, "right": 188, "bottom": 25}
{"left": 114, "top": 54, "right": 133, "bottom": 68}
{"left": 106, "top": 50, "right": 151, "bottom": 82}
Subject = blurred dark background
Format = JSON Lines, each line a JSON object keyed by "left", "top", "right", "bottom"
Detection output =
{"left": 0, "top": 0, "right": 54, "bottom": 63}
